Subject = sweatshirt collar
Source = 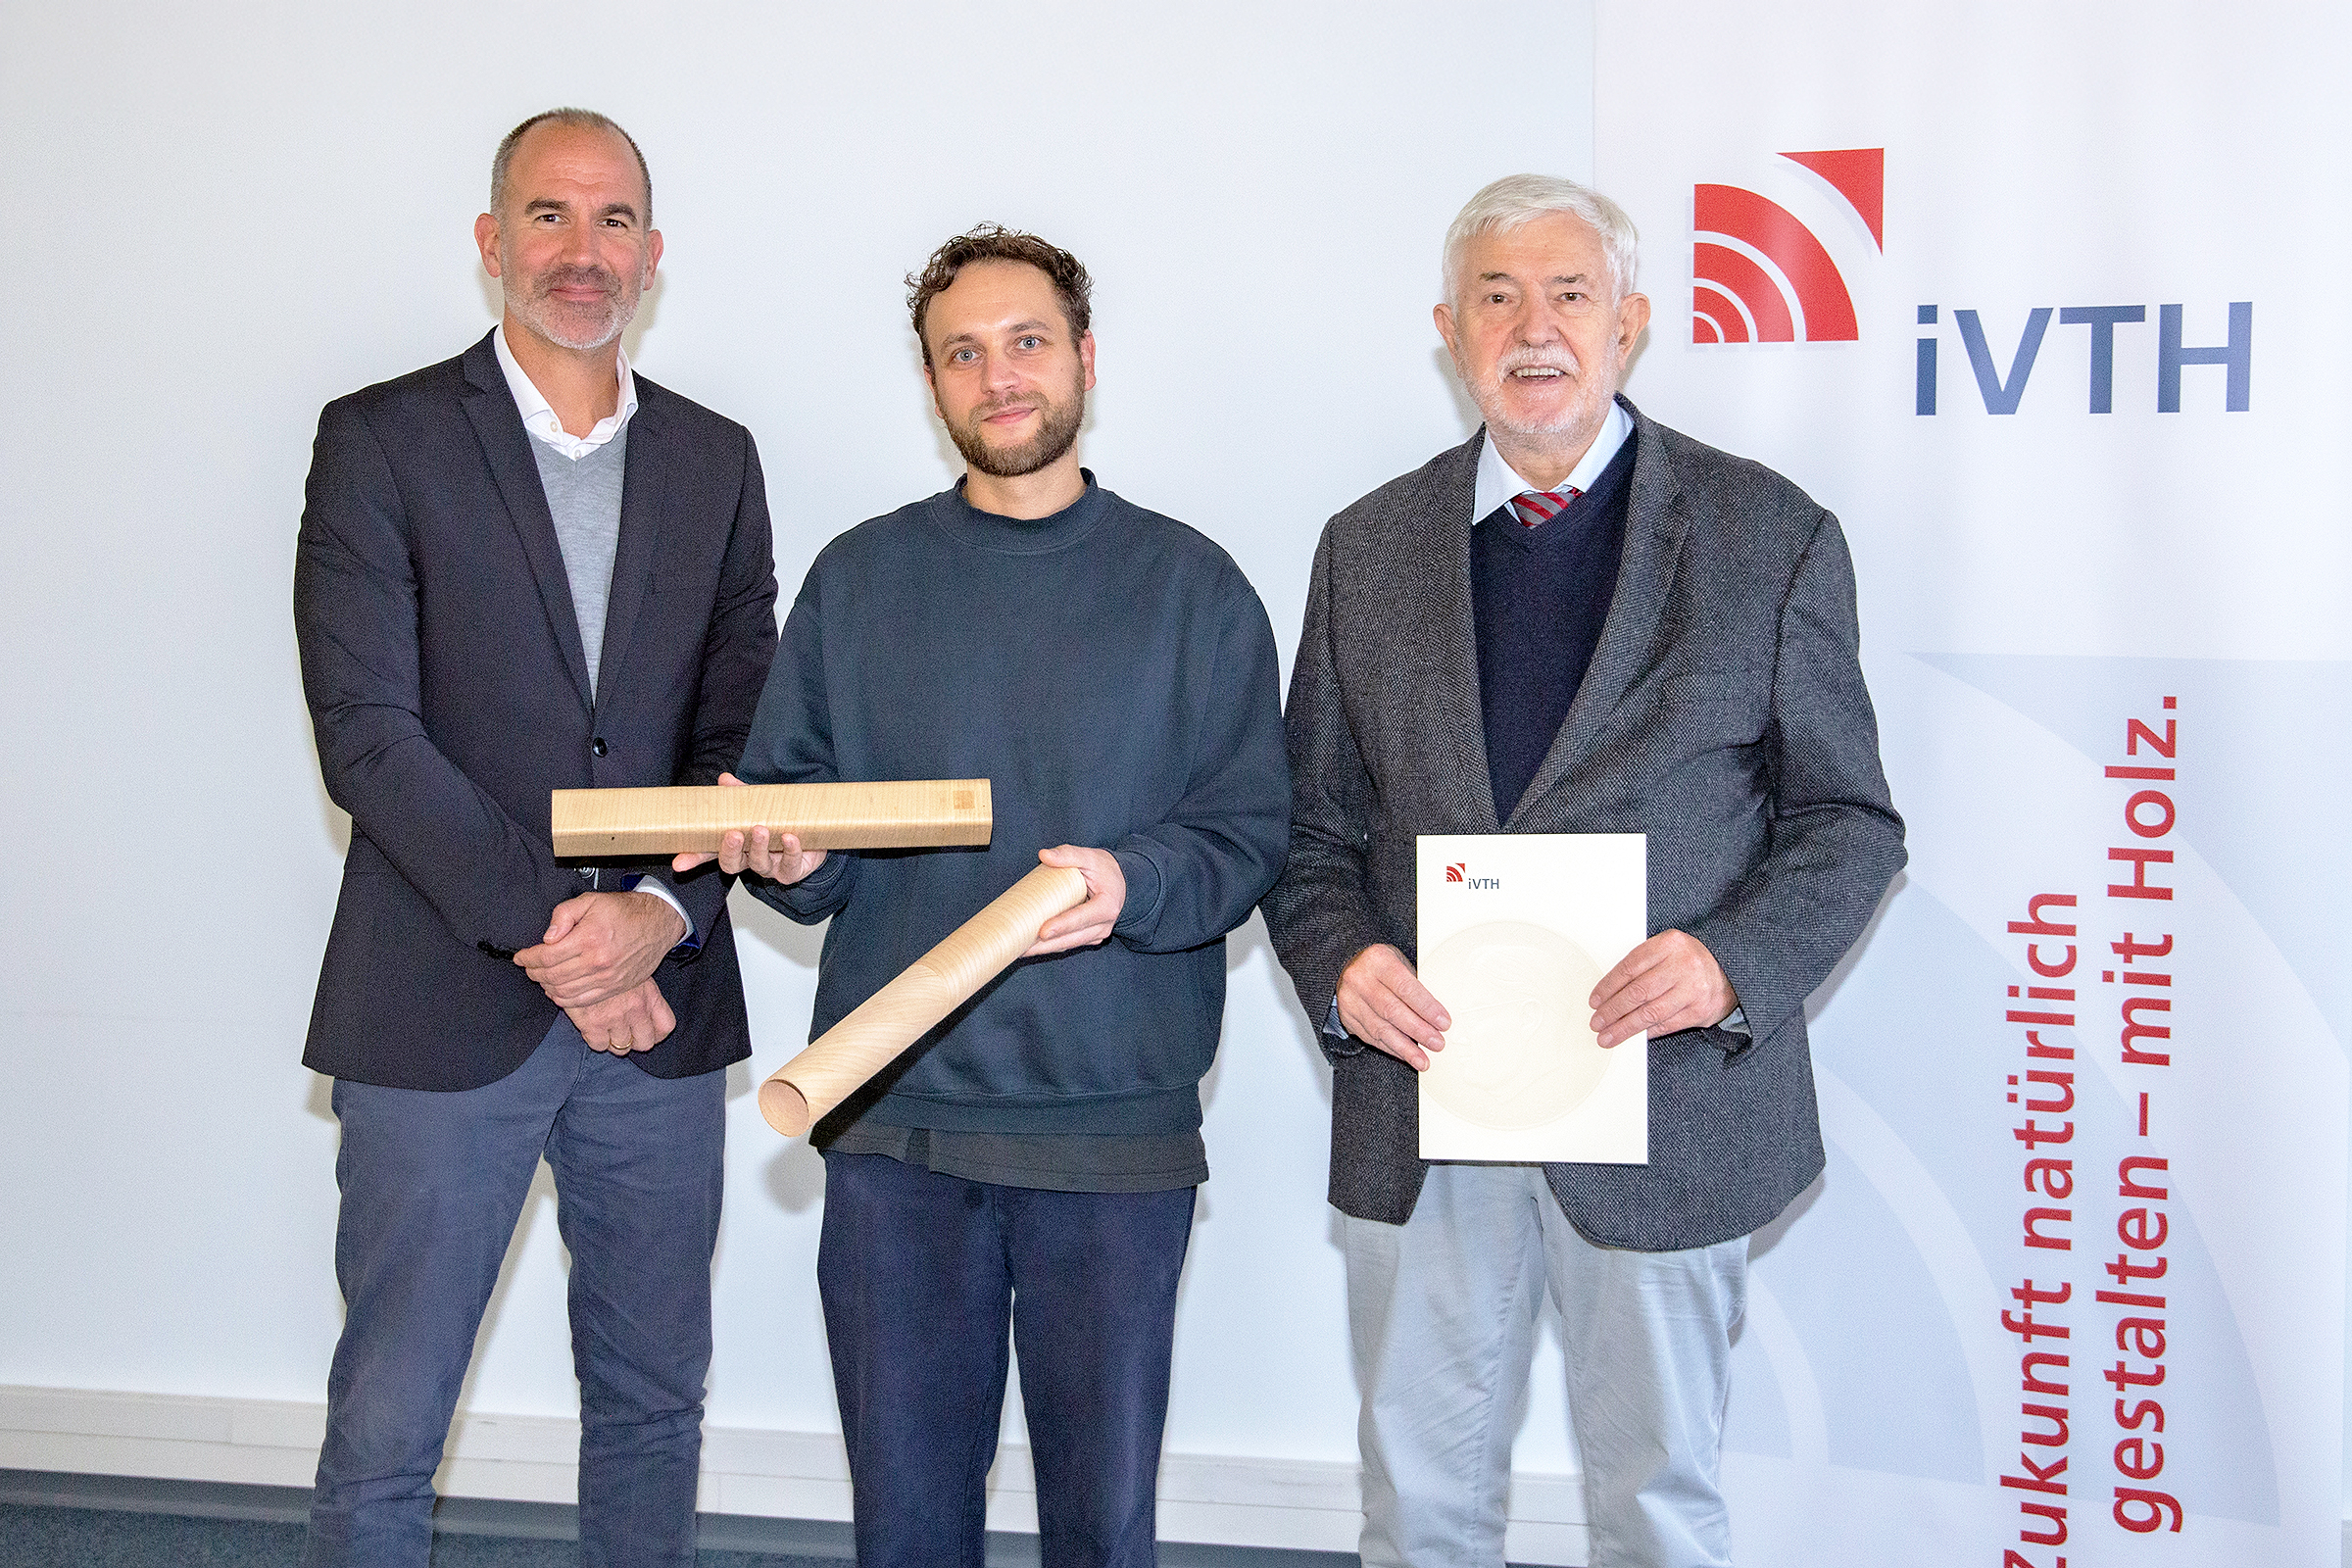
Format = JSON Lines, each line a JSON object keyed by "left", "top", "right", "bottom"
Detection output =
{"left": 934, "top": 469, "right": 1110, "bottom": 555}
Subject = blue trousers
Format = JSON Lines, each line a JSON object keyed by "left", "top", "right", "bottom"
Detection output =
{"left": 816, "top": 1152, "right": 1197, "bottom": 1568}
{"left": 302, "top": 1019, "right": 725, "bottom": 1568}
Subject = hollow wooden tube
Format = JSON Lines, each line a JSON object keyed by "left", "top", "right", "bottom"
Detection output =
{"left": 758, "top": 864, "right": 1092, "bottom": 1138}
{"left": 550, "top": 779, "right": 990, "bottom": 858}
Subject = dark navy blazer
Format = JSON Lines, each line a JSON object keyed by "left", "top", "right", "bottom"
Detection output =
{"left": 294, "top": 330, "right": 778, "bottom": 1090}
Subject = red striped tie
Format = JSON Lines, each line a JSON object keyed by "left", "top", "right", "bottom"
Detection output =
{"left": 1510, "top": 487, "right": 1580, "bottom": 527}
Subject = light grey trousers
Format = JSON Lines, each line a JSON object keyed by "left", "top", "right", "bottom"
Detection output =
{"left": 1341, "top": 1163, "right": 1747, "bottom": 1568}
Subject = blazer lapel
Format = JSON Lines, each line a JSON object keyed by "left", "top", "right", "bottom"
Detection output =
{"left": 595, "top": 383, "right": 666, "bottom": 718}
{"left": 1502, "top": 397, "right": 1691, "bottom": 830}
{"left": 460, "top": 333, "right": 594, "bottom": 711}
{"left": 1405, "top": 432, "right": 1499, "bottom": 833}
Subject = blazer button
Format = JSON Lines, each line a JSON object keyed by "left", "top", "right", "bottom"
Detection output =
{"left": 591, "top": 736, "right": 609, "bottom": 758}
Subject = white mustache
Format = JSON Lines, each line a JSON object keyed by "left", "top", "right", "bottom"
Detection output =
{"left": 1495, "top": 350, "right": 1579, "bottom": 377}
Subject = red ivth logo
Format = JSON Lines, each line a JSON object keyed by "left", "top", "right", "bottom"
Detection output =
{"left": 1446, "top": 863, "right": 1466, "bottom": 883}
{"left": 1692, "top": 148, "right": 1882, "bottom": 345}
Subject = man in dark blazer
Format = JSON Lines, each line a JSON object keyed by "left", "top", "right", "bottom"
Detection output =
{"left": 291, "top": 109, "right": 776, "bottom": 1567}
{"left": 1261, "top": 174, "right": 1904, "bottom": 1567}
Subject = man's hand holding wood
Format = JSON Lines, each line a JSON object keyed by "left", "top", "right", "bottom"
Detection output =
{"left": 669, "top": 771, "right": 829, "bottom": 885}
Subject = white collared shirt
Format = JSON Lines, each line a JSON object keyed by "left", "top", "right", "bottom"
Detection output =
{"left": 1472, "top": 398, "right": 1632, "bottom": 525}
{"left": 493, "top": 323, "right": 639, "bottom": 460}
{"left": 491, "top": 323, "right": 691, "bottom": 942}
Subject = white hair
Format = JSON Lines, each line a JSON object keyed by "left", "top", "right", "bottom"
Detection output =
{"left": 1442, "top": 173, "right": 1641, "bottom": 306}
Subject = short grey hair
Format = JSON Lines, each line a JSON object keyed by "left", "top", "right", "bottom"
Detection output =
{"left": 490, "top": 108, "right": 653, "bottom": 224}
{"left": 1443, "top": 173, "right": 1640, "bottom": 306}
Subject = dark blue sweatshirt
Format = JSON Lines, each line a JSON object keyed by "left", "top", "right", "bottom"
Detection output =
{"left": 739, "top": 476, "right": 1289, "bottom": 1137}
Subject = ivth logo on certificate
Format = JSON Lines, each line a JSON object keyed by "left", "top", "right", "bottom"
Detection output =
{"left": 1415, "top": 834, "right": 1647, "bottom": 1163}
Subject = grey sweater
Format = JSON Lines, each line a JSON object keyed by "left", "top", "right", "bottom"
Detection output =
{"left": 528, "top": 428, "right": 626, "bottom": 698}
{"left": 741, "top": 476, "right": 1289, "bottom": 1138}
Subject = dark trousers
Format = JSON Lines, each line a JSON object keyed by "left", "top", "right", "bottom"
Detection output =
{"left": 816, "top": 1152, "right": 1197, "bottom": 1568}
{"left": 302, "top": 1018, "right": 725, "bottom": 1568}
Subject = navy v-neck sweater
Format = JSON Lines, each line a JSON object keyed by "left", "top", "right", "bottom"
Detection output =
{"left": 1471, "top": 429, "right": 1639, "bottom": 821}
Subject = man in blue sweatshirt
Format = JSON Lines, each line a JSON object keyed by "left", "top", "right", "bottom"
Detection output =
{"left": 694, "top": 225, "right": 1288, "bottom": 1567}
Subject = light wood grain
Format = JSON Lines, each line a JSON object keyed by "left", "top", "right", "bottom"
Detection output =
{"left": 549, "top": 779, "right": 992, "bottom": 858}
{"left": 758, "top": 863, "right": 1092, "bottom": 1137}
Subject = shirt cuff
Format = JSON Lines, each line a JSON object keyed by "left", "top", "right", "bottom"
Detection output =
{"left": 1320, "top": 999, "right": 1367, "bottom": 1056}
{"left": 617, "top": 873, "right": 699, "bottom": 954}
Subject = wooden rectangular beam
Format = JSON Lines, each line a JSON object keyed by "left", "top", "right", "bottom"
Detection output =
{"left": 550, "top": 779, "right": 992, "bottom": 858}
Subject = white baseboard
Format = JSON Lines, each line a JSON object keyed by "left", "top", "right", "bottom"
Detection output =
{"left": 0, "top": 1386, "right": 1591, "bottom": 1565}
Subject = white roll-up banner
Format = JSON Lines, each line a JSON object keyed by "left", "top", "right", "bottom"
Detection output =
{"left": 1595, "top": 4, "right": 2350, "bottom": 1563}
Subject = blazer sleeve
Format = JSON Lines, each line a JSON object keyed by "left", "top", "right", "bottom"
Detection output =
{"left": 1258, "top": 522, "right": 1391, "bottom": 1056}
{"left": 1684, "top": 508, "right": 1906, "bottom": 1045}
{"left": 734, "top": 558, "right": 861, "bottom": 924}
{"left": 293, "top": 396, "right": 580, "bottom": 955}
{"left": 659, "top": 428, "right": 782, "bottom": 945}
{"left": 1108, "top": 560, "right": 1291, "bottom": 953}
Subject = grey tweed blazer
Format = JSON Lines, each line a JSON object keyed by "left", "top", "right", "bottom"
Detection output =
{"left": 1259, "top": 396, "right": 1904, "bottom": 1250}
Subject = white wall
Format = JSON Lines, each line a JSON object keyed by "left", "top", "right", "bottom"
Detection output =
{"left": 0, "top": 0, "right": 1595, "bottom": 1515}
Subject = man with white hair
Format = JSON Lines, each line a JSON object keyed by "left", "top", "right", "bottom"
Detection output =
{"left": 1261, "top": 174, "right": 1904, "bottom": 1565}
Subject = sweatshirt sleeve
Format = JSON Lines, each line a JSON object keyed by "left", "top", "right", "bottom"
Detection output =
{"left": 734, "top": 559, "right": 862, "bottom": 924}
{"left": 1109, "top": 560, "right": 1291, "bottom": 953}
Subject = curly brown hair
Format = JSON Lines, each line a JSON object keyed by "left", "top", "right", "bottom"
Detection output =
{"left": 906, "top": 224, "right": 1093, "bottom": 367}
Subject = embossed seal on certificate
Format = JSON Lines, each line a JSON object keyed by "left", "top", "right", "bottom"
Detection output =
{"left": 1420, "top": 920, "right": 1610, "bottom": 1131}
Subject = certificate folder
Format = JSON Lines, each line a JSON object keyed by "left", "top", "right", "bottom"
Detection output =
{"left": 1415, "top": 833, "right": 1647, "bottom": 1163}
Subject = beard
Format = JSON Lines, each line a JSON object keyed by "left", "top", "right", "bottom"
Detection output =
{"left": 505, "top": 259, "right": 642, "bottom": 352}
{"left": 946, "top": 371, "right": 1087, "bottom": 477}
{"left": 1463, "top": 346, "right": 1611, "bottom": 442}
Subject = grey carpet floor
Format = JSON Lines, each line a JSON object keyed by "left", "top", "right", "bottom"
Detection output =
{"left": 0, "top": 1475, "right": 1357, "bottom": 1568}
{"left": 0, "top": 1505, "right": 842, "bottom": 1568}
